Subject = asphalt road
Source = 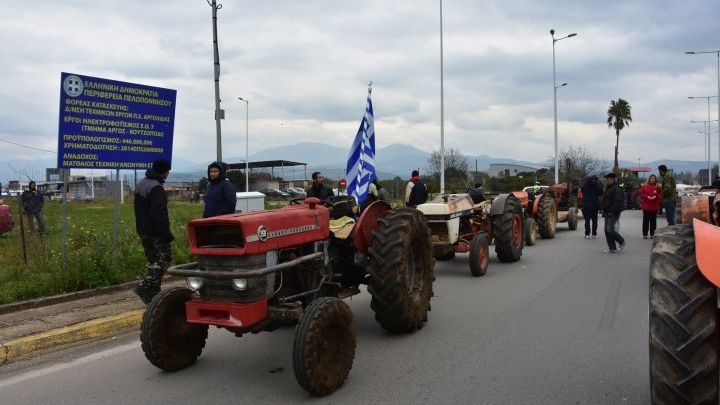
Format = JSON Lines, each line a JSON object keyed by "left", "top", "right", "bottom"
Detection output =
{"left": 0, "top": 210, "right": 661, "bottom": 405}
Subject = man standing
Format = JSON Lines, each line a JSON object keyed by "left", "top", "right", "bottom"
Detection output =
{"left": 133, "top": 159, "right": 173, "bottom": 304}
{"left": 405, "top": 170, "right": 428, "bottom": 208}
{"left": 21, "top": 181, "right": 44, "bottom": 234}
{"left": 601, "top": 172, "right": 626, "bottom": 253}
{"left": 203, "top": 161, "right": 237, "bottom": 217}
{"left": 658, "top": 165, "right": 677, "bottom": 225}
{"left": 307, "top": 171, "right": 334, "bottom": 200}
{"left": 580, "top": 175, "right": 603, "bottom": 239}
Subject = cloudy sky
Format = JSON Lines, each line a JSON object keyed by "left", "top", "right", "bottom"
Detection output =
{"left": 1, "top": 0, "right": 719, "bottom": 169}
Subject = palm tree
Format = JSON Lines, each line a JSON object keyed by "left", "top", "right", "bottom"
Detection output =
{"left": 607, "top": 98, "right": 632, "bottom": 171}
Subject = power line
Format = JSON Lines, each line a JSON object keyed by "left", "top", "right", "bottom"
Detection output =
{"left": 0, "top": 137, "right": 56, "bottom": 154}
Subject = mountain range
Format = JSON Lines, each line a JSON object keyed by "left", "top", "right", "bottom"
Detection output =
{"left": 0, "top": 143, "right": 715, "bottom": 183}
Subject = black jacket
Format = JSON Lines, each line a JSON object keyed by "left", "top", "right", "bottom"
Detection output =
{"left": 601, "top": 182, "right": 624, "bottom": 217}
{"left": 307, "top": 183, "right": 334, "bottom": 200}
{"left": 134, "top": 169, "right": 173, "bottom": 242}
{"left": 21, "top": 190, "right": 44, "bottom": 214}
{"left": 581, "top": 176, "right": 603, "bottom": 211}
{"left": 203, "top": 161, "right": 237, "bottom": 218}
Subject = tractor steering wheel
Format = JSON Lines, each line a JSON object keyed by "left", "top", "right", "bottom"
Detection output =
{"left": 289, "top": 198, "right": 333, "bottom": 208}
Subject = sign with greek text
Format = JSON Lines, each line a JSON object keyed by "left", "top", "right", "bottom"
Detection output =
{"left": 57, "top": 72, "right": 176, "bottom": 169}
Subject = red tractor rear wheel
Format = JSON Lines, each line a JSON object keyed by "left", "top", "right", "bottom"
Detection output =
{"left": 649, "top": 224, "right": 719, "bottom": 404}
{"left": 492, "top": 195, "right": 524, "bottom": 262}
{"left": 367, "top": 208, "right": 434, "bottom": 332}
{"left": 293, "top": 297, "right": 356, "bottom": 396}
{"left": 536, "top": 193, "right": 557, "bottom": 239}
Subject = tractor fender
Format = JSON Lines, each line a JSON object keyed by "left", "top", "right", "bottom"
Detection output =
{"left": 353, "top": 200, "right": 392, "bottom": 253}
{"left": 532, "top": 193, "right": 544, "bottom": 216}
{"left": 490, "top": 194, "right": 510, "bottom": 217}
{"left": 680, "top": 195, "right": 711, "bottom": 225}
{"left": 693, "top": 218, "right": 720, "bottom": 288}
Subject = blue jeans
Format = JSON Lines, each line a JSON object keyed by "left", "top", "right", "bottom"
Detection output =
{"left": 604, "top": 213, "right": 625, "bottom": 251}
{"left": 663, "top": 201, "right": 675, "bottom": 226}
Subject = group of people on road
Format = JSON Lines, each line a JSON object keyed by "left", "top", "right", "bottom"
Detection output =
{"left": 580, "top": 164, "right": 678, "bottom": 254}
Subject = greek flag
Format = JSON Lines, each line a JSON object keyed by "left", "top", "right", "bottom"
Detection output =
{"left": 346, "top": 85, "right": 376, "bottom": 205}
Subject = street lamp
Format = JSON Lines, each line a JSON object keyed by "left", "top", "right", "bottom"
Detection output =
{"left": 686, "top": 50, "right": 720, "bottom": 172}
{"left": 238, "top": 97, "right": 249, "bottom": 192}
{"left": 551, "top": 29, "right": 577, "bottom": 184}
{"left": 688, "top": 96, "right": 718, "bottom": 185}
{"left": 439, "top": 0, "right": 445, "bottom": 194}
{"left": 690, "top": 119, "right": 720, "bottom": 185}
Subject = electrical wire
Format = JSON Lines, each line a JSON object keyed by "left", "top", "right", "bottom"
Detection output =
{"left": 0, "top": 138, "right": 56, "bottom": 154}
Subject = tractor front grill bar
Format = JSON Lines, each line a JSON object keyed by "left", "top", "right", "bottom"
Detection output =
{"left": 167, "top": 252, "right": 324, "bottom": 280}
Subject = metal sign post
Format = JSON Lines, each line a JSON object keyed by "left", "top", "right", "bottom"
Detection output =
{"left": 61, "top": 168, "right": 68, "bottom": 271}
{"left": 113, "top": 169, "right": 120, "bottom": 248}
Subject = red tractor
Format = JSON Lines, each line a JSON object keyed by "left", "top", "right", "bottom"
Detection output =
{"left": 140, "top": 197, "right": 434, "bottom": 396}
{"left": 649, "top": 188, "right": 720, "bottom": 404}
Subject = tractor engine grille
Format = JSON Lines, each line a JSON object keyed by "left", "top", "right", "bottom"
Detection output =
{"left": 427, "top": 221, "right": 450, "bottom": 243}
{"left": 197, "top": 253, "right": 275, "bottom": 302}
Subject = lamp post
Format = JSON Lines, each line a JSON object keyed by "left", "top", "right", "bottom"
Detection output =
{"left": 688, "top": 96, "right": 718, "bottom": 185}
{"left": 238, "top": 97, "right": 249, "bottom": 192}
{"left": 686, "top": 50, "right": 720, "bottom": 172}
{"left": 208, "top": 0, "right": 224, "bottom": 162}
{"left": 551, "top": 29, "right": 577, "bottom": 184}
{"left": 690, "top": 119, "right": 719, "bottom": 185}
{"left": 439, "top": 0, "right": 445, "bottom": 194}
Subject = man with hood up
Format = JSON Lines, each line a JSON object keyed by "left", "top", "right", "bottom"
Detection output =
{"left": 203, "top": 161, "right": 237, "bottom": 217}
{"left": 133, "top": 158, "right": 173, "bottom": 304}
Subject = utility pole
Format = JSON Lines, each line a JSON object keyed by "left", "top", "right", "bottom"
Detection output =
{"left": 208, "top": 0, "right": 224, "bottom": 161}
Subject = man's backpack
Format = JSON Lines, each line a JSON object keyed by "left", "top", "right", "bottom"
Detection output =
{"left": 408, "top": 181, "right": 428, "bottom": 206}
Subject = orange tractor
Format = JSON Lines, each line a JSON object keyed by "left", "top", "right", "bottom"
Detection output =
{"left": 649, "top": 187, "right": 720, "bottom": 404}
{"left": 517, "top": 182, "right": 579, "bottom": 243}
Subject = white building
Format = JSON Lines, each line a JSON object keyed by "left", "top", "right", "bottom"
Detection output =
{"left": 488, "top": 163, "right": 546, "bottom": 177}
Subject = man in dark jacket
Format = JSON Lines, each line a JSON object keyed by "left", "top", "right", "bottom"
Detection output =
{"left": 21, "top": 181, "right": 45, "bottom": 234}
{"left": 133, "top": 159, "right": 173, "bottom": 304}
{"left": 307, "top": 171, "right": 334, "bottom": 200}
{"left": 601, "top": 172, "right": 626, "bottom": 253}
{"left": 203, "top": 161, "right": 237, "bottom": 217}
{"left": 580, "top": 175, "right": 603, "bottom": 239}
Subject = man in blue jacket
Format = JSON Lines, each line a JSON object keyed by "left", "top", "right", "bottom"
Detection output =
{"left": 203, "top": 161, "right": 237, "bottom": 217}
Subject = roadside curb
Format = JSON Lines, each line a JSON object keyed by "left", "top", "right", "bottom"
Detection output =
{"left": 0, "top": 281, "right": 141, "bottom": 316}
{"left": 0, "top": 309, "right": 143, "bottom": 365}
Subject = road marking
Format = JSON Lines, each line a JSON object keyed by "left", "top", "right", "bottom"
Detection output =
{"left": 0, "top": 341, "right": 138, "bottom": 389}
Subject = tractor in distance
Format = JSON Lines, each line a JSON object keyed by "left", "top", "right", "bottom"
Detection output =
{"left": 416, "top": 191, "right": 524, "bottom": 277}
{"left": 649, "top": 183, "right": 720, "bottom": 404}
{"left": 140, "top": 196, "right": 435, "bottom": 396}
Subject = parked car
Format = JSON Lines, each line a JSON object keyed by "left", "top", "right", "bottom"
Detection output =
{"left": 284, "top": 188, "right": 306, "bottom": 198}
{"left": 259, "top": 188, "right": 290, "bottom": 198}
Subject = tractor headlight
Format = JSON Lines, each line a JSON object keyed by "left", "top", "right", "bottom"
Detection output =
{"left": 186, "top": 277, "right": 204, "bottom": 291}
{"left": 232, "top": 278, "right": 248, "bottom": 291}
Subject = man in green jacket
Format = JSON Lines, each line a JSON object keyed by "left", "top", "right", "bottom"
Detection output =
{"left": 658, "top": 165, "right": 677, "bottom": 225}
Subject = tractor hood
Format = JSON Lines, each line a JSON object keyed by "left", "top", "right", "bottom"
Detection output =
{"left": 416, "top": 194, "right": 474, "bottom": 218}
{"left": 188, "top": 204, "right": 329, "bottom": 256}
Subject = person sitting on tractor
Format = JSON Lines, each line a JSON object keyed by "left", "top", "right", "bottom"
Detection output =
{"left": 307, "top": 171, "right": 334, "bottom": 201}
{"left": 532, "top": 182, "right": 542, "bottom": 194}
{"left": 713, "top": 175, "right": 720, "bottom": 189}
{"left": 468, "top": 182, "right": 485, "bottom": 203}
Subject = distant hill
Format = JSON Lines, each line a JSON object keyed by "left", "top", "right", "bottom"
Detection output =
{"left": 0, "top": 143, "right": 714, "bottom": 184}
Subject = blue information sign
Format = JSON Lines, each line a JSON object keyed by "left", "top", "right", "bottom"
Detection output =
{"left": 57, "top": 72, "right": 176, "bottom": 169}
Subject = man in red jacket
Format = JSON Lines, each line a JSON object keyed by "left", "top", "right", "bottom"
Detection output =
{"left": 639, "top": 174, "right": 662, "bottom": 239}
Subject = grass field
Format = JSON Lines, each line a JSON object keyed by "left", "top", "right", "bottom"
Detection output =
{"left": 0, "top": 198, "right": 203, "bottom": 304}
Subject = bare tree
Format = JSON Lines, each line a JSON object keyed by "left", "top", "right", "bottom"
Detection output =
{"left": 556, "top": 145, "right": 609, "bottom": 183}
{"left": 427, "top": 147, "right": 469, "bottom": 177}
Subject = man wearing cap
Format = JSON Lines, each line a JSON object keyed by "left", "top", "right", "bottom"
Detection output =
{"left": 658, "top": 165, "right": 677, "bottom": 226}
{"left": 601, "top": 172, "right": 626, "bottom": 253}
{"left": 133, "top": 158, "right": 174, "bottom": 304}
